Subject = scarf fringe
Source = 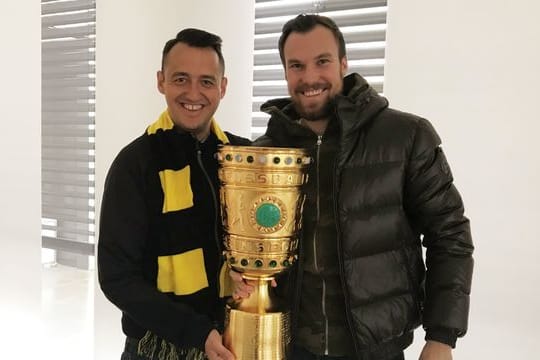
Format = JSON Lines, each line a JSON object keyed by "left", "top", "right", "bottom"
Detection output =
{"left": 138, "top": 331, "right": 158, "bottom": 358}
{"left": 137, "top": 331, "right": 206, "bottom": 360}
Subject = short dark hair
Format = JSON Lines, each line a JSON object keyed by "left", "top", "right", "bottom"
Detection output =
{"left": 278, "top": 14, "right": 346, "bottom": 66}
{"left": 161, "top": 28, "right": 225, "bottom": 73}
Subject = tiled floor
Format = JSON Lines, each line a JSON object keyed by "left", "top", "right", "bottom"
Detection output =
{"left": 42, "top": 264, "right": 94, "bottom": 360}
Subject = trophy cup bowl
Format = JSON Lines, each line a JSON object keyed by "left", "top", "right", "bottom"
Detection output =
{"left": 217, "top": 145, "right": 310, "bottom": 360}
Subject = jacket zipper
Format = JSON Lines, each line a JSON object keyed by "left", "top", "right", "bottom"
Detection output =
{"left": 196, "top": 141, "right": 222, "bottom": 297}
{"left": 313, "top": 134, "right": 329, "bottom": 355}
{"left": 334, "top": 153, "right": 360, "bottom": 357}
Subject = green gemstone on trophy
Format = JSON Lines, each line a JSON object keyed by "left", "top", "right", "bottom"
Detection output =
{"left": 255, "top": 260, "right": 263, "bottom": 267}
{"left": 241, "top": 259, "right": 248, "bottom": 266}
{"left": 255, "top": 203, "right": 281, "bottom": 227}
{"left": 282, "top": 259, "right": 290, "bottom": 267}
{"left": 269, "top": 260, "right": 277, "bottom": 268}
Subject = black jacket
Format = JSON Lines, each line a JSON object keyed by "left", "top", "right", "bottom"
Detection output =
{"left": 256, "top": 74, "right": 474, "bottom": 359}
{"left": 98, "top": 112, "right": 250, "bottom": 351}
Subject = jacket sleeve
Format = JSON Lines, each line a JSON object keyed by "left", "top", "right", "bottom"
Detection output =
{"left": 225, "top": 131, "right": 252, "bottom": 146}
{"left": 404, "top": 118, "right": 474, "bottom": 347}
{"left": 252, "top": 135, "right": 274, "bottom": 147}
{"left": 97, "top": 145, "right": 214, "bottom": 350}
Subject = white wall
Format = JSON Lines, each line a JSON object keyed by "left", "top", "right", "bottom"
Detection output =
{"left": 0, "top": 1, "right": 42, "bottom": 356}
{"left": 96, "top": 1, "right": 540, "bottom": 358}
{"left": 385, "top": 0, "right": 540, "bottom": 358}
{"left": 94, "top": 1, "right": 255, "bottom": 358}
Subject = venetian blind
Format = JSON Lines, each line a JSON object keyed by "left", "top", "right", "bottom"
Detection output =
{"left": 41, "top": 0, "right": 96, "bottom": 260}
{"left": 252, "top": 0, "right": 388, "bottom": 138}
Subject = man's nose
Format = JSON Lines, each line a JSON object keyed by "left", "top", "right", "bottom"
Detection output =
{"left": 302, "top": 65, "right": 319, "bottom": 84}
{"left": 184, "top": 81, "right": 202, "bottom": 98}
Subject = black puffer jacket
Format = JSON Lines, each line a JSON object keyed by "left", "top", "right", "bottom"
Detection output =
{"left": 256, "top": 73, "right": 474, "bottom": 359}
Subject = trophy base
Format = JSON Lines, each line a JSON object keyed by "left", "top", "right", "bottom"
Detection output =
{"left": 224, "top": 303, "right": 291, "bottom": 360}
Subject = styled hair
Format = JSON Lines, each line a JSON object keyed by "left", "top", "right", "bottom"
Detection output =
{"left": 161, "top": 28, "right": 225, "bottom": 73}
{"left": 278, "top": 14, "right": 346, "bottom": 66}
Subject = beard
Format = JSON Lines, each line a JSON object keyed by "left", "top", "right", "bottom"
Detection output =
{"left": 290, "top": 78, "right": 341, "bottom": 121}
{"left": 293, "top": 95, "right": 335, "bottom": 121}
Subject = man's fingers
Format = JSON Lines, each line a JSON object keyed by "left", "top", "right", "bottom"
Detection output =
{"left": 232, "top": 288, "right": 251, "bottom": 300}
{"left": 240, "top": 282, "right": 254, "bottom": 291}
{"left": 229, "top": 270, "right": 243, "bottom": 282}
{"left": 204, "top": 329, "right": 236, "bottom": 360}
{"left": 220, "top": 348, "right": 235, "bottom": 360}
{"left": 231, "top": 270, "right": 269, "bottom": 300}
{"left": 208, "top": 347, "right": 235, "bottom": 360}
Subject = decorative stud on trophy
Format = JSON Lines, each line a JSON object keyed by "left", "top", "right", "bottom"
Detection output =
{"left": 217, "top": 145, "right": 310, "bottom": 359}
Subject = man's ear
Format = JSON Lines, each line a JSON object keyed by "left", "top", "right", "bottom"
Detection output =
{"left": 157, "top": 70, "right": 165, "bottom": 94}
{"left": 341, "top": 56, "right": 348, "bottom": 74}
{"left": 220, "top": 76, "right": 228, "bottom": 99}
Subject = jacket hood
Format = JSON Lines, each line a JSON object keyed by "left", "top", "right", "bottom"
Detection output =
{"left": 260, "top": 73, "right": 389, "bottom": 140}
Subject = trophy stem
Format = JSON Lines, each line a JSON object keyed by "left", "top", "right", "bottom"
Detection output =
{"left": 224, "top": 274, "right": 291, "bottom": 359}
{"left": 236, "top": 275, "right": 277, "bottom": 314}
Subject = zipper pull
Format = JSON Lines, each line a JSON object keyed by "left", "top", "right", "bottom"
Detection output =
{"left": 316, "top": 135, "right": 323, "bottom": 146}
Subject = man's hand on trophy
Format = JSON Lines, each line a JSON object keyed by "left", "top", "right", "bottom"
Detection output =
{"left": 229, "top": 270, "right": 277, "bottom": 300}
{"left": 229, "top": 270, "right": 254, "bottom": 300}
{"left": 205, "top": 329, "right": 235, "bottom": 360}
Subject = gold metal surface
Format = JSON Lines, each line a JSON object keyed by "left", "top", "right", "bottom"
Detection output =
{"left": 217, "top": 146, "right": 310, "bottom": 359}
{"left": 224, "top": 305, "right": 290, "bottom": 360}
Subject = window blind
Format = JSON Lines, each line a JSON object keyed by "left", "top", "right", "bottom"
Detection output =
{"left": 252, "top": 0, "right": 388, "bottom": 138}
{"left": 41, "top": 0, "right": 96, "bottom": 266}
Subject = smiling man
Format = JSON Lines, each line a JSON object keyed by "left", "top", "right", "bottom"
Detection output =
{"left": 283, "top": 24, "right": 347, "bottom": 124}
{"left": 98, "top": 28, "right": 249, "bottom": 360}
{"left": 231, "top": 14, "right": 474, "bottom": 360}
{"left": 157, "top": 38, "right": 227, "bottom": 141}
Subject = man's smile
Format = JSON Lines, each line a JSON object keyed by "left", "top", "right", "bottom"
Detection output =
{"left": 180, "top": 102, "right": 204, "bottom": 111}
{"left": 302, "top": 88, "right": 325, "bottom": 97}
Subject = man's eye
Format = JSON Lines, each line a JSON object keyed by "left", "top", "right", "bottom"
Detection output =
{"left": 289, "top": 63, "right": 302, "bottom": 69}
{"left": 318, "top": 58, "right": 330, "bottom": 65}
{"left": 202, "top": 79, "right": 215, "bottom": 87}
{"left": 174, "top": 77, "right": 187, "bottom": 84}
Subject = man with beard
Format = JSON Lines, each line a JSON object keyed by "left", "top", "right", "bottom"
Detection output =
{"left": 98, "top": 28, "right": 250, "bottom": 360}
{"left": 231, "top": 14, "right": 473, "bottom": 360}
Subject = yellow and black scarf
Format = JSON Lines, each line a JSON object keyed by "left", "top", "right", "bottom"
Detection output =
{"left": 137, "top": 111, "right": 235, "bottom": 360}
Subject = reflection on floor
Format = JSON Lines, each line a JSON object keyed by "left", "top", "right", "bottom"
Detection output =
{"left": 42, "top": 264, "right": 94, "bottom": 360}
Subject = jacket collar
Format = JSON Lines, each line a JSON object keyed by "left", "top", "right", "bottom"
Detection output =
{"left": 334, "top": 73, "right": 388, "bottom": 138}
{"left": 146, "top": 110, "right": 230, "bottom": 144}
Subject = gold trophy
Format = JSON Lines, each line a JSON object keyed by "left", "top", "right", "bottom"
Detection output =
{"left": 217, "top": 145, "right": 310, "bottom": 359}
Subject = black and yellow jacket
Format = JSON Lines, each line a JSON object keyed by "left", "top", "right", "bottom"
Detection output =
{"left": 98, "top": 111, "right": 250, "bottom": 354}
